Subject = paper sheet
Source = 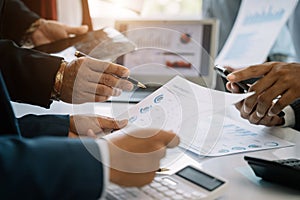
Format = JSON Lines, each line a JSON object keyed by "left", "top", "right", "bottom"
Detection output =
{"left": 186, "top": 117, "right": 294, "bottom": 157}
{"left": 118, "top": 76, "right": 268, "bottom": 156}
{"left": 215, "top": 0, "right": 298, "bottom": 68}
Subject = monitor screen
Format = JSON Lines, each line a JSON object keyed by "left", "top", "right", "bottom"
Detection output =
{"left": 115, "top": 19, "right": 218, "bottom": 88}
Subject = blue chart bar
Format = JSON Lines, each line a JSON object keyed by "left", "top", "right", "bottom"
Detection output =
{"left": 243, "top": 7, "right": 284, "bottom": 25}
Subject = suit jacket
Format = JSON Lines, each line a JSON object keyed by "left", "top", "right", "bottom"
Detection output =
{"left": 0, "top": 0, "right": 39, "bottom": 45}
{"left": 0, "top": 73, "right": 104, "bottom": 199}
{"left": 291, "top": 99, "right": 300, "bottom": 131}
{"left": 0, "top": 1, "right": 104, "bottom": 198}
{"left": 0, "top": 0, "right": 62, "bottom": 108}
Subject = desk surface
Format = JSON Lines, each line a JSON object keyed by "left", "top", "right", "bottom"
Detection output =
{"left": 12, "top": 101, "right": 300, "bottom": 199}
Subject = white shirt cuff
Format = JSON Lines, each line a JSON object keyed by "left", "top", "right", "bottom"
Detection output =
{"left": 95, "top": 139, "right": 110, "bottom": 200}
{"left": 282, "top": 105, "right": 296, "bottom": 128}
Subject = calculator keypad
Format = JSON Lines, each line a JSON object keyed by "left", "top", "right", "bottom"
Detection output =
{"left": 106, "top": 177, "right": 206, "bottom": 200}
{"left": 274, "top": 158, "right": 300, "bottom": 169}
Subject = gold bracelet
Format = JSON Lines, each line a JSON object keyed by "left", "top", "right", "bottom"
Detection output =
{"left": 51, "top": 60, "right": 67, "bottom": 101}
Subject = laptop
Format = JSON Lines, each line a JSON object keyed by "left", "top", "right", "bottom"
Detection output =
{"left": 108, "top": 18, "right": 219, "bottom": 103}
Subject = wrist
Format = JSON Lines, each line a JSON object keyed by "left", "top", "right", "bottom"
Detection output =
{"left": 51, "top": 60, "right": 67, "bottom": 101}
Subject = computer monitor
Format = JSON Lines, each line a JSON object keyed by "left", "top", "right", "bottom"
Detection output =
{"left": 114, "top": 18, "right": 219, "bottom": 89}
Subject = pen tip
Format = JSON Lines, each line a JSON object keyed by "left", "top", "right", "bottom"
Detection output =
{"left": 138, "top": 83, "right": 147, "bottom": 89}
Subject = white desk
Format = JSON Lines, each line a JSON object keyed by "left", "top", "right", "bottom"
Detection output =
{"left": 12, "top": 101, "right": 300, "bottom": 199}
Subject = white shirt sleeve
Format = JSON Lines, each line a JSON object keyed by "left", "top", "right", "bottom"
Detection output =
{"left": 95, "top": 139, "right": 110, "bottom": 200}
{"left": 281, "top": 105, "right": 296, "bottom": 128}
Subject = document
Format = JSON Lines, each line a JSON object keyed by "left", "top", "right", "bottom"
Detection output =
{"left": 116, "top": 76, "right": 261, "bottom": 155}
{"left": 118, "top": 76, "right": 293, "bottom": 156}
{"left": 215, "top": 0, "right": 298, "bottom": 68}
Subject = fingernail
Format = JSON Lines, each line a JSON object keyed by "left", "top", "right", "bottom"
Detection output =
{"left": 113, "top": 88, "right": 122, "bottom": 96}
{"left": 227, "top": 74, "right": 236, "bottom": 81}
{"left": 268, "top": 110, "right": 276, "bottom": 116}
{"left": 256, "top": 111, "right": 264, "bottom": 118}
{"left": 243, "top": 106, "right": 251, "bottom": 114}
{"left": 126, "top": 83, "right": 134, "bottom": 91}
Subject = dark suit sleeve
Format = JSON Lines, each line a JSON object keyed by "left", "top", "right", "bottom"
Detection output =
{"left": 18, "top": 114, "right": 70, "bottom": 138}
{"left": 0, "top": 137, "right": 104, "bottom": 199}
{"left": 0, "top": 40, "right": 62, "bottom": 108}
{"left": 291, "top": 99, "right": 300, "bottom": 131}
{"left": 0, "top": 0, "right": 40, "bottom": 45}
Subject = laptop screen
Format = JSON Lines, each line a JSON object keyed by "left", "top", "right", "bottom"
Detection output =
{"left": 115, "top": 18, "right": 219, "bottom": 88}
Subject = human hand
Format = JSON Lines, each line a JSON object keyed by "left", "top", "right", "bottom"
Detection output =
{"left": 227, "top": 62, "right": 300, "bottom": 118}
{"left": 104, "top": 129, "right": 180, "bottom": 187}
{"left": 226, "top": 81, "right": 284, "bottom": 126}
{"left": 60, "top": 57, "right": 133, "bottom": 103}
{"left": 31, "top": 19, "right": 88, "bottom": 46}
{"left": 69, "top": 115, "right": 128, "bottom": 138}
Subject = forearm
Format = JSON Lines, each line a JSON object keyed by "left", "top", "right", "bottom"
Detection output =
{"left": 0, "top": 0, "right": 40, "bottom": 44}
{"left": 0, "top": 137, "right": 104, "bottom": 199}
{"left": 0, "top": 40, "right": 63, "bottom": 108}
{"left": 18, "top": 114, "right": 70, "bottom": 138}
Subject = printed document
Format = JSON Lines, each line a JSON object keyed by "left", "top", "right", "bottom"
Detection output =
{"left": 118, "top": 76, "right": 293, "bottom": 156}
{"left": 215, "top": 0, "right": 298, "bottom": 68}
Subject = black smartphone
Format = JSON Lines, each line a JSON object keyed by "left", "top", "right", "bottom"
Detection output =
{"left": 214, "top": 65, "right": 259, "bottom": 93}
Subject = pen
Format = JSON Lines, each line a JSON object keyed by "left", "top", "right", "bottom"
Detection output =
{"left": 74, "top": 51, "right": 146, "bottom": 89}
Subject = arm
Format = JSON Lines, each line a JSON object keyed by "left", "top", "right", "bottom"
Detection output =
{"left": 0, "top": 0, "right": 39, "bottom": 44}
{"left": 18, "top": 114, "right": 70, "bottom": 138}
{"left": 0, "top": 40, "right": 62, "bottom": 107}
{"left": 0, "top": 137, "right": 104, "bottom": 199}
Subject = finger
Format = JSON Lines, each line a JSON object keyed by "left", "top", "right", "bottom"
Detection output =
{"left": 97, "top": 117, "right": 128, "bottom": 129}
{"left": 259, "top": 116, "right": 283, "bottom": 127}
{"left": 84, "top": 82, "right": 121, "bottom": 96}
{"left": 230, "top": 83, "right": 241, "bottom": 93}
{"left": 227, "top": 63, "right": 273, "bottom": 82}
{"left": 248, "top": 111, "right": 262, "bottom": 124}
{"left": 86, "top": 129, "right": 97, "bottom": 138}
{"left": 248, "top": 69, "right": 279, "bottom": 94}
{"left": 269, "top": 90, "right": 296, "bottom": 116}
{"left": 86, "top": 58, "right": 130, "bottom": 77}
{"left": 65, "top": 25, "right": 89, "bottom": 35}
{"left": 255, "top": 92, "right": 273, "bottom": 117}
{"left": 158, "top": 131, "right": 180, "bottom": 148}
{"left": 235, "top": 100, "right": 243, "bottom": 111}
{"left": 94, "top": 95, "right": 109, "bottom": 102}
{"left": 98, "top": 73, "right": 133, "bottom": 91}
{"left": 242, "top": 93, "right": 259, "bottom": 114}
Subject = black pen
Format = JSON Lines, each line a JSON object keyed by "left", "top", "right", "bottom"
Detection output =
{"left": 74, "top": 51, "right": 146, "bottom": 89}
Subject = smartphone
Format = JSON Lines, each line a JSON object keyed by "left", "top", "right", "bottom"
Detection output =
{"left": 214, "top": 65, "right": 259, "bottom": 93}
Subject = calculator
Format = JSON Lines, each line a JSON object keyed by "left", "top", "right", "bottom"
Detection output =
{"left": 105, "top": 165, "right": 228, "bottom": 200}
{"left": 244, "top": 156, "right": 300, "bottom": 190}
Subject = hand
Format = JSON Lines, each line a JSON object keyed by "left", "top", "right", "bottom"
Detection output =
{"left": 227, "top": 62, "right": 300, "bottom": 117}
{"left": 104, "top": 129, "right": 180, "bottom": 187}
{"left": 227, "top": 82, "right": 284, "bottom": 126}
{"left": 31, "top": 19, "right": 88, "bottom": 46}
{"left": 69, "top": 115, "right": 128, "bottom": 138}
{"left": 60, "top": 57, "right": 134, "bottom": 103}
